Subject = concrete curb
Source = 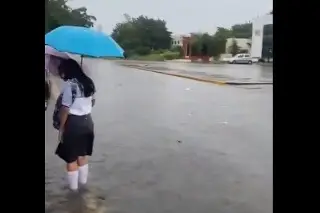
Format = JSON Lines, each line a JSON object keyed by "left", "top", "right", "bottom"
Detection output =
{"left": 226, "top": 82, "right": 273, "bottom": 85}
{"left": 124, "top": 65, "right": 273, "bottom": 86}
{"left": 125, "top": 65, "right": 227, "bottom": 85}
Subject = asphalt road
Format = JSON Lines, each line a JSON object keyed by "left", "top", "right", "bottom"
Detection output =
{"left": 45, "top": 59, "right": 273, "bottom": 213}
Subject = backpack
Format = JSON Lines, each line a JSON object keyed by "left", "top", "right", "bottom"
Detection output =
{"left": 52, "top": 83, "right": 77, "bottom": 130}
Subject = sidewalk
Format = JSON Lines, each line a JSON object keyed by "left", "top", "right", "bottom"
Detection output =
{"left": 120, "top": 62, "right": 273, "bottom": 85}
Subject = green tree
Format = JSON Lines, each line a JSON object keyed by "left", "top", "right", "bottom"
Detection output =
{"left": 211, "top": 28, "right": 232, "bottom": 55}
{"left": 189, "top": 30, "right": 228, "bottom": 57}
{"left": 109, "top": 11, "right": 271, "bottom": 60}
{"left": 186, "top": 11, "right": 270, "bottom": 59}
{"left": 187, "top": 24, "right": 252, "bottom": 58}
{"left": 229, "top": 39, "right": 240, "bottom": 56}
{"left": 111, "top": 15, "right": 172, "bottom": 56}
{"left": 46, "top": 0, "right": 96, "bottom": 34}
{"left": 189, "top": 33, "right": 203, "bottom": 56}
{"left": 231, "top": 23, "right": 252, "bottom": 38}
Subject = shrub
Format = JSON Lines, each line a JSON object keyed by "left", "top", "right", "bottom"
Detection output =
{"left": 161, "top": 51, "right": 180, "bottom": 60}
{"left": 135, "top": 47, "right": 151, "bottom": 55}
{"left": 129, "top": 54, "right": 165, "bottom": 61}
{"left": 152, "top": 49, "right": 166, "bottom": 54}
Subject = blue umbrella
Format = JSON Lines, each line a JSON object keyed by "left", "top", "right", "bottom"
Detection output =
{"left": 45, "top": 26, "right": 124, "bottom": 58}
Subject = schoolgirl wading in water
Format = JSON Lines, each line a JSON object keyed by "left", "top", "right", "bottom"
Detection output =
{"left": 55, "top": 59, "right": 96, "bottom": 191}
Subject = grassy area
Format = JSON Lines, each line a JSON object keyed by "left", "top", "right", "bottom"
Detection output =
{"left": 128, "top": 50, "right": 181, "bottom": 61}
{"left": 129, "top": 54, "right": 165, "bottom": 61}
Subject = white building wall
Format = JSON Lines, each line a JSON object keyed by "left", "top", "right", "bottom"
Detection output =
{"left": 251, "top": 14, "right": 273, "bottom": 58}
{"left": 171, "top": 35, "right": 184, "bottom": 47}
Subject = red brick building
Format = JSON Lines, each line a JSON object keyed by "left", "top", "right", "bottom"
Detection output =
{"left": 171, "top": 34, "right": 210, "bottom": 62}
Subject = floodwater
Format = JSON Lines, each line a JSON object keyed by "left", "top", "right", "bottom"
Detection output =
{"left": 45, "top": 59, "right": 273, "bottom": 213}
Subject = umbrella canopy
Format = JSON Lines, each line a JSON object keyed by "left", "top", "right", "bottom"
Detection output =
{"left": 45, "top": 26, "right": 124, "bottom": 58}
{"left": 45, "top": 45, "right": 83, "bottom": 65}
{"left": 45, "top": 45, "right": 69, "bottom": 59}
{"left": 45, "top": 46, "right": 91, "bottom": 76}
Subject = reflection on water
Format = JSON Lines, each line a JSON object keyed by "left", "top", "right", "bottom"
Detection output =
{"left": 118, "top": 60, "right": 273, "bottom": 83}
{"left": 45, "top": 186, "right": 107, "bottom": 213}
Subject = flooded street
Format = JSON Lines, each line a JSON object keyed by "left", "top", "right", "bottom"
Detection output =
{"left": 117, "top": 60, "right": 273, "bottom": 84}
{"left": 45, "top": 59, "right": 272, "bottom": 213}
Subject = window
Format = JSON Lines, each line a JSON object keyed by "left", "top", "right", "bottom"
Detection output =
{"left": 237, "top": 54, "right": 244, "bottom": 58}
{"left": 244, "top": 54, "right": 250, "bottom": 58}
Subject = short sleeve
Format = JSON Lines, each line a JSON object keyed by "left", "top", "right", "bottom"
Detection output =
{"left": 61, "top": 82, "right": 73, "bottom": 107}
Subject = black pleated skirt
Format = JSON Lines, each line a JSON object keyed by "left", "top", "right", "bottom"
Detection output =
{"left": 55, "top": 114, "right": 94, "bottom": 163}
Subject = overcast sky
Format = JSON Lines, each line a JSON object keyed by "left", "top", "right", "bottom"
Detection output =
{"left": 68, "top": 0, "right": 272, "bottom": 35}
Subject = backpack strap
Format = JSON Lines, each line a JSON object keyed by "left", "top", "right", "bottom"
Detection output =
{"left": 52, "top": 83, "right": 78, "bottom": 130}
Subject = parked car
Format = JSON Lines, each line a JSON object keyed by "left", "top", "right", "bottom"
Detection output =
{"left": 222, "top": 54, "right": 259, "bottom": 64}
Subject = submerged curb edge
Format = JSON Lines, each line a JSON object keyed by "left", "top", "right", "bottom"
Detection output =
{"left": 123, "top": 65, "right": 272, "bottom": 86}
{"left": 124, "top": 65, "right": 228, "bottom": 85}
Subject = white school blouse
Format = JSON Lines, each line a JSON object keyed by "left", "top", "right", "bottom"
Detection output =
{"left": 61, "top": 80, "right": 93, "bottom": 116}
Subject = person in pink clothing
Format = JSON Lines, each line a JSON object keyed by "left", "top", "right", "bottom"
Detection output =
{"left": 45, "top": 68, "right": 51, "bottom": 111}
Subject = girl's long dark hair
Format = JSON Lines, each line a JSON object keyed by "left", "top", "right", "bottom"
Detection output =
{"left": 58, "top": 59, "right": 96, "bottom": 97}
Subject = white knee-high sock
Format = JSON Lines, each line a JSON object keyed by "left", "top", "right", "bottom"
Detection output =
{"left": 67, "top": 170, "right": 79, "bottom": 191}
{"left": 79, "top": 164, "right": 89, "bottom": 185}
